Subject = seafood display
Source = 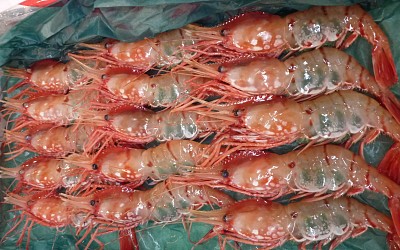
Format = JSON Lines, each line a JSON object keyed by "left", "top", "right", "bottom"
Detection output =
{"left": 1, "top": 2, "right": 400, "bottom": 250}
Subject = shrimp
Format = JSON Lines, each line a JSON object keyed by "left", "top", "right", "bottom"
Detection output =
{"left": 2, "top": 89, "right": 101, "bottom": 130}
{"left": 179, "top": 47, "right": 400, "bottom": 122}
{"left": 3, "top": 124, "right": 98, "bottom": 159}
{"left": 188, "top": 197, "right": 400, "bottom": 249}
{"left": 66, "top": 140, "right": 207, "bottom": 186}
{"left": 81, "top": 105, "right": 233, "bottom": 152}
{"left": 70, "top": 27, "right": 199, "bottom": 72}
{"left": 185, "top": 90, "right": 400, "bottom": 163}
{"left": 61, "top": 180, "right": 234, "bottom": 249}
{"left": 189, "top": 5, "right": 397, "bottom": 87}
{"left": 175, "top": 144, "right": 400, "bottom": 231}
{"left": 3, "top": 59, "right": 95, "bottom": 94}
{"left": 85, "top": 71, "right": 209, "bottom": 108}
{"left": 1, "top": 191, "right": 90, "bottom": 249}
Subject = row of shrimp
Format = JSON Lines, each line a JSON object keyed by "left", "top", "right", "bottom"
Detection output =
{"left": 1, "top": 3, "right": 400, "bottom": 250}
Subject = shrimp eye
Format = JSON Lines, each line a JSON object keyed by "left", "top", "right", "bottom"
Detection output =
{"left": 22, "top": 103, "right": 29, "bottom": 108}
{"left": 92, "top": 163, "right": 98, "bottom": 170}
{"left": 56, "top": 186, "right": 67, "bottom": 194}
{"left": 101, "top": 74, "right": 108, "bottom": 80}
{"left": 90, "top": 200, "right": 96, "bottom": 206}
{"left": 104, "top": 42, "right": 111, "bottom": 49}
{"left": 233, "top": 109, "right": 243, "bottom": 117}
{"left": 220, "top": 29, "right": 227, "bottom": 36}
{"left": 104, "top": 114, "right": 110, "bottom": 121}
{"left": 221, "top": 169, "right": 229, "bottom": 178}
{"left": 223, "top": 214, "right": 228, "bottom": 222}
{"left": 18, "top": 170, "right": 24, "bottom": 175}
{"left": 25, "top": 135, "right": 32, "bottom": 141}
{"left": 218, "top": 66, "right": 225, "bottom": 73}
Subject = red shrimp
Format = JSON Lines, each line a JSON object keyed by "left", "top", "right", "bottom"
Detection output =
{"left": 3, "top": 59, "right": 95, "bottom": 93}
{"left": 183, "top": 90, "right": 400, "bottom": 163}
{"left": 189, "top": 197, "right": 400, "bottom": 249}
{"left": 2, "top": 89, "right": 101, "bottom": 130}
{"left": 66, "top": 140, "right": 207, "bottom": 187}
{"left": 3, "top": 124, "right": 98, "bottom": 159}
{"left": 175, "top": 144, "right": 400, "bottom": 232}
{"left": 61, "top": 180, "right": 234, "bottom": 249}
{"left": 70, "top": 27, "right": 199, "bottom": 72}
{"left": 179, "top": 47, "right": 400, "bottom": 123}
{"left": 80, "top": 105, "right": 233, "bottom": 152}
{"left": 1, "top": 191, "right": 89, "bottom": 249}
{"left": 189, "top": 5, "right": 397, "bottom": 87}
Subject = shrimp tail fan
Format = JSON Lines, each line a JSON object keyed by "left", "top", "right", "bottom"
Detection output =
{"left": 378, "top": 142, "right": 400, "bottom": 184}
{"left": 372, "top": 43, "right": 398, "bottom": 87}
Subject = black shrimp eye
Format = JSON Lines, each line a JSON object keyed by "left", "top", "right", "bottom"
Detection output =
{"left": 56, "top": 186, "right": 67, "bottom": 194}
{"left": 218, "top": 65, "right": 225, "bottom": 73}
{"left": 221, "top": 169, "right": 229, "bottom": 178}
{"left": 92, "top": 163, "right": 98, "bottom": 170}
{"left": 104, "top": 42, "right": 111, "bottom": 49}
{"left": 90, "top": 200, "right": 96, "bottom": 206}
{"left": 101, "top": 74, "right": 107, "bottom": 80}
{"left": 25, "top": 135, "right": 32, "bottom": 141}
{"left": 22, "top": 102, "right": 29, "bottom": 108}
{"left": 220, "top": 29, "right": 227, "bottom": 36}
{"left": 223, "top": 214, "right": 228, "bottom": 222}
{"left": 104, "top": 114, "right": 109, "bottom": 121}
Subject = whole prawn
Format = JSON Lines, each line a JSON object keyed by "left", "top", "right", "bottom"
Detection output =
{"left": 80, "top": 105, "right": 232, "bottom": 152}
{"left": 184, "top": 90, "right": 400, "bottom": 162}
{"left": 179, "top": 47, "right": 400, "bottom": 122}
{"left": 2, "top": 89, "right": 101, "bottom": 130}
{"left": 70, "top": 27, "right": 199, "bottom": 72}
{"left": 4, "top": 124, "right": 98, "bottom": 159}
{"left": 189, "top": 5, "right": 397, "bottom": 86}
{"left": 61, "top": 180, "right": 234, "bottom": 249}
{"left": 188, "top": 197, "right": 400, "bottom": 249}
{"left": 66, "top": 140, "right": 207, "bottom": 186}
{"left": 3, "top": 59, "right": 95, "bottom": 93}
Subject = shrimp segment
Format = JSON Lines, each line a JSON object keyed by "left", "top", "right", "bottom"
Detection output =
{"left": 66, "top": 140, "right": 207, "bottom": 186}
{"left": 189, "top": 197, "right": 399, "bottom": 249}
{"left": 191, "top": 5, "right": 397, "bottom": 86}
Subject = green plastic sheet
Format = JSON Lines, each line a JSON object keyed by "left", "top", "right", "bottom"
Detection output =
{"left": 0, "top": 0, "right": 399, "bottom": 249}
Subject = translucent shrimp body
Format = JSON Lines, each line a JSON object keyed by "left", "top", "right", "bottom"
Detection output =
{"left": 5, "top": 125, "right": 96, "bottom": 157}
{"left": 4, "top": 89, "right": 100, "bottom": 128}
{"left": 100, "top": 73, "right": 208, "bottom": 108}
{"left": 73, "top": 27, "right": 198, "bottom": 71}
{"left": 61, "top": 180, "right": 234, "bottom": 229}
{"left": 4, "top": 59, "right": 91, "bottom": 93}
{"left": 191, "top": 5, "right": 397, "bottom": 86}
{"left": 183, "top": 145, "right": 400, "bottom": 200}
{"left": 86, "top": 106, "right": 230, "bottom": 145}
{"left": 0, "top": 157, "right": 87, "bottom": 190}
{"left": 67, "top": 140, "right": 206, "bottom": 185}
{"left": 189, "top": 197, "right": 398, "bottom": 249}
{"left": 225, "top": 90, "right": 400, "bottom": 147}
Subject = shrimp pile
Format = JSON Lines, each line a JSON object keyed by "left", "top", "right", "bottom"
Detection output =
{"left": 1, "top": 3, "right": 400, "bottom": 250}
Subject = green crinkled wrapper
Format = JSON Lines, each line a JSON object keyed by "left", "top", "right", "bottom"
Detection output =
{"left": 0, "top": 0, "right": 399, "bottom": 249}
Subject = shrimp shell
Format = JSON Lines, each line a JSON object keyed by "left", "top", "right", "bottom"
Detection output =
{"left": 189, "top": 197, "right": 399, "bottom": 249}
{"left": 65, "top": 140, "right": 207, "bottom": 186}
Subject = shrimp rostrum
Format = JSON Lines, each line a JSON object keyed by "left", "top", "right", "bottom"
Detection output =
{"left": 188, "top": 5, "right": 397, "bottom": 86}
{"left": 189, "top": 197, "right": 400, "bottom": 250}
